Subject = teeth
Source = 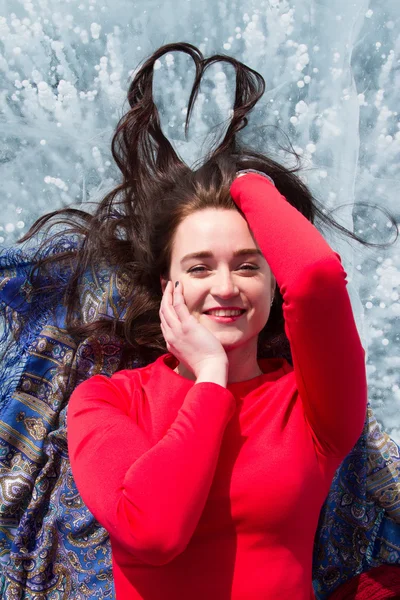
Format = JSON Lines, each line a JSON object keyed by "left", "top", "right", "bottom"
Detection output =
{"left": 207, "top": 309, "right": 243, "bottom": 317}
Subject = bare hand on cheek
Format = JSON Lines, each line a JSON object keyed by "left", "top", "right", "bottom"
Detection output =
{"left": 159, "top": 281, "right": 228, "bottom": 378}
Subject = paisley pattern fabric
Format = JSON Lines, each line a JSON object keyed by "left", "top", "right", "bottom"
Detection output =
{"left": 0, "top": 239, "right": 399, "bottom": 599}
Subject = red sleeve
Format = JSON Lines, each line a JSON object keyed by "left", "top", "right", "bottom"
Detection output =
{"left": 67, "top": 373, "right": 236, "bottom": 565}
{"left": 230, "top": 173, "right": 367, "bottom": 458}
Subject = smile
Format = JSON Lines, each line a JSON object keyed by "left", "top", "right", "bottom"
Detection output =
{"left": 204, "top": 309, "right": 246, "bottom": 323}
{"left": 205, "top": 309, "right": 245, "bottom": 317}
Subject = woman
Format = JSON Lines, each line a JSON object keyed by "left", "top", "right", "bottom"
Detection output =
{"left": 67, "top": 159, "right": 368, "bottom": 600}
{"left": 3, "top": 42, "right": 400, "bottom": 598}
{"left": 63, "top": 39, "right": 370, "bottom": 597}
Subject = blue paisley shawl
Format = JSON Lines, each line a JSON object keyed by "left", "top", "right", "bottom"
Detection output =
{"left": 0, "top": 238, "right": 399, "bottom": 600}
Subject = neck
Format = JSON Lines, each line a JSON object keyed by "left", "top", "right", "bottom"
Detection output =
{"left": 174, "top": 340, "right": 263, "bottom": 384}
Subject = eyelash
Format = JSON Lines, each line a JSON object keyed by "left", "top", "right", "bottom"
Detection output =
{"left": 188, "top": 264, "right": 260, "bottom": 274}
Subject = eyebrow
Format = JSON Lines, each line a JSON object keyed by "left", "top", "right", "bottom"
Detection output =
{"left": 180, "top": 248, "right": 263, "bottom": 264}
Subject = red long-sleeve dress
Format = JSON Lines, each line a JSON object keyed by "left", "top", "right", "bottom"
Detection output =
{"left": 67, "top": 173, "right": 368, "bottom": 599}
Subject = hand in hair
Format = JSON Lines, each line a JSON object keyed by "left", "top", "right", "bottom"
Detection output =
{"left": 159, "top": 281, "right": 228, "bottom": 380}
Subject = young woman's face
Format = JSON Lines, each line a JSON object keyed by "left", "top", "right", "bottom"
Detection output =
{"left": 161, "top": 208, "right": 275, "bottom": 352}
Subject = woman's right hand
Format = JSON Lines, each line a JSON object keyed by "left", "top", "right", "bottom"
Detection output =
{"left": 159, "top": 281, "right": 228, "bottom": 380}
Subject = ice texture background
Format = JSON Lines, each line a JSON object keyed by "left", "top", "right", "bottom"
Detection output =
{"left": 0, "top": 0, "right": 399, "bottom": 439}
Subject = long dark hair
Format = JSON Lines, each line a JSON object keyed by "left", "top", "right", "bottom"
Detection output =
{"left": 16, "top": 42, "right": 399, "bottom": 365}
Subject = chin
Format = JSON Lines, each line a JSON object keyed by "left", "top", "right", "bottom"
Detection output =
{"left": 215, "top": 334, "right": 249, "bottom": 351}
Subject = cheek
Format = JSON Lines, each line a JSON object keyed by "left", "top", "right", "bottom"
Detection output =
{"left": 249, "top": 280, "right": 270, "bottom": 304}
{"left": 169, "top": 269, "right": 200, "bottom": 311}
{"left": 249, "top": 284, "right": 271, "bottom": 323}
{"left": 181, "top": 279, "right": 204, "bottom": 313}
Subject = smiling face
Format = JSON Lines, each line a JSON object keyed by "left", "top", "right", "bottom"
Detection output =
{"left": 161, "top": 208, "right": 276, "bottom": 354}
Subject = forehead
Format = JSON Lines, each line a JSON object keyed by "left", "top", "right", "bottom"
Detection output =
{"left": 172, "top": 208, "right": 257, "bottom": 256}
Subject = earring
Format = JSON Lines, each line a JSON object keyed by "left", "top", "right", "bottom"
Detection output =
{"left": 270, "top": 298, "right": 274, "bottom": 307}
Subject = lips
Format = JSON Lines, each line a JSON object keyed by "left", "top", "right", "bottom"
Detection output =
{"left": 204, "top": 306, "right": 246, "bottom": 312}
{"left": 204, "top": 308, "right": 246, "bottom": 315}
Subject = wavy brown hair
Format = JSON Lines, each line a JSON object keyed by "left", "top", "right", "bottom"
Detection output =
{"left": 17, "top": 42, "right": 399, "bottom": 366}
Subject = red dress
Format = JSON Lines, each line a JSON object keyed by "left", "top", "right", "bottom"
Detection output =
{"left": 67, "top": 173, "right": 368, "bottom": 599}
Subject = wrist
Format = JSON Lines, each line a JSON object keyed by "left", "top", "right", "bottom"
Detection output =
{"left": 235, "top": 169, "right": 275, "bottom": 186}
{"left": 195, "top": 362, "right": 228, "bottom": 388}
{"left": 230, "top": 170, "right": 282, "bottom": 213}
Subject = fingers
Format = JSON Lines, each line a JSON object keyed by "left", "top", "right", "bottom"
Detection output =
{"left": 172, "top": 281, "right": 192, "bottom": 323}
{"left": 159, "top": 312, "right": 172, "bottom": 352}
{"left": 160, "top": 281, "right": 180, "bottom": 329}
{"left": 159, "top": 280, "right": 191, "bottom": 351}
{"left": 159, "top": 280, "right": 192, "bottom": 331}
{"left": 160, "top": 287, "right": 175, "bottom": 351}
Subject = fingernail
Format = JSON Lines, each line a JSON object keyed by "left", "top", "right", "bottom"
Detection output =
{"left": 175, "top": 281, "right": 179, "bottom": 288}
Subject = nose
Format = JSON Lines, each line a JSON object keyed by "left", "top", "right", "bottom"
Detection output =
{"left": 210, "top": 270, "right": 240, "bottom": 298}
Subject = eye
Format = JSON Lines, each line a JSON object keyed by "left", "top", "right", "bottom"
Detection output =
{"left": 188, "top": 266, "right": 208, "bottom": 274}
{"left": 239, "top": 264, "right": 260, "bottom": 271}
{"left": 187, "top": 264, "right": 260, "bottom": 275}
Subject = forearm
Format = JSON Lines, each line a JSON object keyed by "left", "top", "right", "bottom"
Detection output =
{"left": 68, "top": 376, "right": 236, "bottom": 566}
{"left": 119, "top": 382, "right": 235, "bottom": 562}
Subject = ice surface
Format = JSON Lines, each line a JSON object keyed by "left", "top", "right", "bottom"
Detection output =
{"left": 0, "top": 0, "right": 399, "bottom": 439}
